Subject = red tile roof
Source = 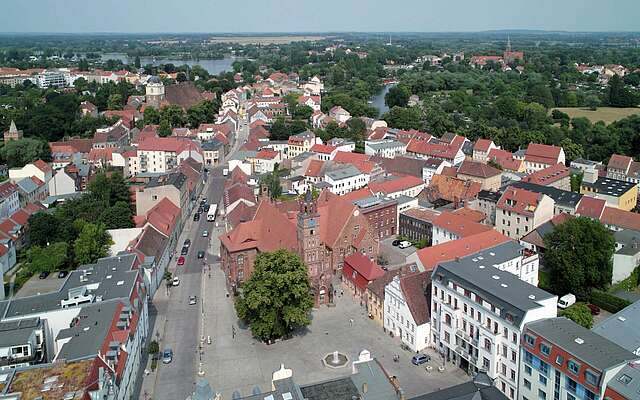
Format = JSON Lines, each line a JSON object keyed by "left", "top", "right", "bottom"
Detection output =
{"left": 406, "top": 139, "right": 459, "bottom": 160}
{"left": 608, "top": 154, "right": 633, "bottom": 172}
{"left": 305, "top": 159, "right": 325, "bottom": 178}
{"left": 415, "top": 229, "right": 511, "bottom": 271}
{"left": 521, "top": 163, "right": 570, "bottom": 186}
{"left": 487, "top": 148, "right": 522, "bottom": 171}
{"left": 224, "top": 183, "right": 255, "bottom": 207}
{"left": 0, "top": 181, "right": 17, "bottom": 199}
{"left": 400, "top": 271, "right": 431, "bottom": 325}
{"left": 255, "top": 149, "right": 279, "bottom": 160}
{"left": 601, "top": 207, "right": 640, "bottom": 231}
{"left": 9, "top": 209, "right": 30, "bottom": 226}
{"left": 432, "top": 211, "right": 492, "bottom": 238}
{"left": 451, "top": 207, "right": 485, "bottom": 223}
{"left": 309, "top": 144, "right": 337, "bottom": 154}
{"left": 344, "top": 253, "right": 384, "bottom": 281}
{"left": 422, "top": 175, "right": 481, "bottom": 204}
{"left": 457, "top": 160, "right": 501, "bottom": 178}
{"left": 33, "top": 159, "right": 52, "bottom": 174}
{"left": 525, "top": 143, "right": 563, "bottom": 164}
{"left": 497, "top": 187, "right": 543, "bottom": 217}
{"left": 473, "top": 139, "right": 494, "bottom": 152}
{"left": 340, "top": 187, "right": 375, "bottom": 202}
{"left": 145, "top": 198, "right": 181, "bottom": 236}
{"left": 369, "top": 176, "right": 424, "bottom": 195}
{"left": 333, "top": 151, "right": 369, "bottom": 164}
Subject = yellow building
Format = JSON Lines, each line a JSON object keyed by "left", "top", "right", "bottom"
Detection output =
{"left": 581, "top": 177, "right": 638, "bottom": 211}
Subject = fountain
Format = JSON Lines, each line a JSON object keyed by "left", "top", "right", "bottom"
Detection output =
{"left": 322, "top": 350, "right": 349, "bottom": 369}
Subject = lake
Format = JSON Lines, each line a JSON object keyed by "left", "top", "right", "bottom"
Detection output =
{"left": 370, "top": 84, "right": 396, "bottom": 117}
{"left": 100, "top": 53, "right": 236, "bottom": 75}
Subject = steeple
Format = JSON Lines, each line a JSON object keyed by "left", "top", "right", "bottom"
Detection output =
{"left": 506, "top": 35, "right": 512, "bottom": 53}
{"left": 8, "top": 120, "right": 17, "bottom": 133}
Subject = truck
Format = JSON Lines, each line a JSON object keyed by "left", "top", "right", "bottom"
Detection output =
{"left": 207, "top": 204, "right": 218, "bottom": 222}
{"left": 557, "top": 294, "right": 576, "bottom": 309}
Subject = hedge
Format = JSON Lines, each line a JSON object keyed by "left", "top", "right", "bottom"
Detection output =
{"left": 590, "top": 289, "right": 632, "bottom": 313}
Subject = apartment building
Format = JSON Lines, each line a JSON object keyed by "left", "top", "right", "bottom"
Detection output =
{"left": 519, "top": 317, "right": 638, "bottom": 400}
{"left": 431, "top": 257, "right": 557, "bottom": 399}
{"left": 523, "top": 144, "right": 566, "bottom": 174}
{"left": 496, "top": 187, "right": 555, "bottom": 240}
{"left": 580, "top": 177, "right": 638, "bottom": 211}
{"left": 324, "top": 165, "right": 369, "bottom": 195}
{"left": 288, "top": 131, "right": 319, "bottom": 158}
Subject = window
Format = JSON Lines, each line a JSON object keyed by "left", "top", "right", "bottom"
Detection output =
{"left": 444, "top": 332, "right": 450, "bottom": 344}
{"left": 524, "top": 379, "right": 531, "bottom": 390}
{"left": 584, "top": 370, "right": 599, "bottom": 386}
{"left": 501, "top": 364, "right": 507, "bottom": 375}
{"left": 567, "top": 360, "right": 580, "bottom": 375}
{"left": 483, "top": 357, "right": 490, "bottom": 369}
{"left": 539, "top": 374, "right": 547, "bottom": 385}
{"left": 525, "top": 334, "right": 535, "bottom": 347}
{"left": 525, "top": 365, "right": 532, "bottom": 376}
{"left": 566, "top": 377, "right": 577, "bottom": 393}
{"left": 540, "top": 342, "right": 551, "bottom": 356}
{"left": 539, "top": 361, "right": 549, "bottom": 376}
{"left": 511, "top": 350, "right": 517, "bottom": 363}
{"left": 484, "top": 338, "right": 491, "bottom": 351}
{"left": 510, "top": 369, "right": 516, "bottom": 382}
{"left": 555, "top": 355, "right": 563, "bottom": 365}
{"left": 538, "top": 389, "right": 546, "bottom": 400}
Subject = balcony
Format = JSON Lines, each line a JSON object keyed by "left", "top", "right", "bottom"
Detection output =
{"left": 456, "top": 329, "right": 479, "bottom": 347}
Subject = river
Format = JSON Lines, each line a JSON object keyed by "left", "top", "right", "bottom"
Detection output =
{"left": 100, "top": 53, "right": 236, "bottom": 75}
{"left": 370, "top": 84, "right": 396, "bottom": 117}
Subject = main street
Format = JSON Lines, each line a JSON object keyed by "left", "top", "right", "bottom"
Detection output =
{"left": 140, "top": 110, "right": 249, "bottom": 400}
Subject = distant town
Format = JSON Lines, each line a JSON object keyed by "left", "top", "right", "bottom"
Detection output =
{"left": 0, "top": 31, "right": 639, "bottom": 400}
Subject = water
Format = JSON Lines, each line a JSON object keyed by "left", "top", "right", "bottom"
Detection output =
{"left": 100, "top": 53, "right": 236, "bottom": 75}
{"left": 370, "top": 84, "right": 396, "bottom": 117}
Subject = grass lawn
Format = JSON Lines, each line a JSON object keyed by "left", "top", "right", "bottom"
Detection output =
{"left": 552, "top": 107, "right": 640, "bottom": 124}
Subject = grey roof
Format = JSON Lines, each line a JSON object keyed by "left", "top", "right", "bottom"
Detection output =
{"left": 527, "top": 317, "right": 636, "bottom": 372}
{"left": 240, "top": 376, "right": 304, "bottom": 400}
{"left": 201, "top": 139, "right": 224, "bottom": 151}
{"left": 593, "top": 300, "right": 640, "bottom": 354}
{"left": 353, "top": 196, "right": 397, "bottom": 209}
{"left": 395, "top": 195, "right": 416, "bottom": 206}
{"left": 15, "top": 177, "right": 39, "bottom": 194}
{"left": 434, "top": 246, "right": 556, "bottom": 327}
{"left": 55, "top": 300, "right": 122, "bottom": 361}
{"left": 477, "top": 190, "right": 502, "bottom": 203}
{"left": 571, "top": 158, "right": 601, "bottom": 167}
{"left": 410, "top": 373, "right": 506, "bottom": 400}
{"left": 0, "top": 318, "right": 41, "bottom": 347}
{"left": 614, "top": 229, "right": 640, "bottom": 256}
{"left": 230, "top": 150, "right": 257, "bottom": 161}
{"left": 0, "top": 254, "right": 138, "bottom": 320}
{"left": 509, "top": 181, "right": 583, "bottom": 208}
{"left": 147, "top": 172, "right": 187, "bottom": 190}
{"left": 583, "top": 177, "right": 637, "bottom": 197}
{"left": 606, "top": 364, "right": 640, "bottom": 400}
{"left": 325, "top": 165, "right": 362, "bottom": 180}
{"left": 366, "top": 140, "right": 405, "bottom": 151}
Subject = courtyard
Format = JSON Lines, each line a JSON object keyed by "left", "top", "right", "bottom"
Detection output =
{"left": 190, "top": 265, "right": 469, "bottom": 399}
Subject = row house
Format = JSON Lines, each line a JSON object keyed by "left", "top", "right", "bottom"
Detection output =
{"left": 457, "top": 160, "right": 503, "bottom": 192}
{"left": 93, "top": 122, "right": 130, "bottom": 149}
{"left": 473, "top": 139, "right": 499, "bottom": 162}
{"left": 399, "top": 208, "right": 440, "bottom": 245}
{"left": 8, "top": 159, "right": 52, "bottom": 186}
{"left": 488, "top": 148, "right": 525, "bottom": 173}
{"left": 571, "top": 158, "right": 603, "bottom": 184}
{"left": 523, "top": 144, "right": 566, "bottom": 174}
{"left": 369, "top": 175, "right": 426, "bottom": 199}
{"left": 342, "top": 252, "right": 384, "bottom": 299}
{"left": 521, "top": 163, "right": 571, "bottom": 191}
{"left": 309, "top": 144, "right": 338, "bottom": 161}
{"left": 324, "top": 165, "right": 369, "bottom": 196}
{"left": 406, "top": 139, "right": 466, "bottom": 166}
{"left": 431, "top": 211, "right": 493, "bottom": 245}
{"left": 580, "top": 176, "right": 638, "bottom": 211}
{"left": 0, "top": 182, "right": 20, "bottom": 220}
{"left": 297, "top": 95, "right": 321, "bottom": 111}
{"left": 606, "top": 154, "right": 640, "bottom": 192}
{"left": 364, "top": 139, "right": 407, "bottom": 159}
{"left": 136, "top": 137, "right": 203, "bottom": 174}
{"left": 0, "top": 317, "right": 46, "bottom": 370}
{"left": 520, "top": 317, "right": 638, "bottom": 400}
{"left": 288, "top": 131, "right": 320, "bottom": 159}
{"left": 431, "top": 256, "right": 557, "bottom": 399}
{"left": 422, "top": 158, "right": 452, "bottom": 185}
{"left": 135, "top": 172, "right": 188, "bottom": 218}
{"left": 251, "top": 149, "right": 282, "bottom": 174}
{"left": 352, "top": 195, "right": 398, "bottom": 240}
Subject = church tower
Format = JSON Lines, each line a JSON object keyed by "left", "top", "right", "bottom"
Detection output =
{"left": 297, "top": 190, "right": 323, "bottom": 279}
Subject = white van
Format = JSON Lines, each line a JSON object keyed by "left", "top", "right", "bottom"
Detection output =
{"left": 557, "top": 294, "right": 576, "bottom": 309}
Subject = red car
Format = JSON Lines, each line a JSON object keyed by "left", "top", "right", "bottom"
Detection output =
{"left": 587, "top": 304, "right": 600, "bottom": 315}
{"left": 177, "top": 256, "right": 185, "bottom": 266}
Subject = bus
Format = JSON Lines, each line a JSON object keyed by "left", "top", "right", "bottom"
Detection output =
{"left": 207, "top": 204, "right": 217, "bottom": 222}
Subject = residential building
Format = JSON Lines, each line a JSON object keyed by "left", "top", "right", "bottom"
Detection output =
{"left": 571, "top": 158, "right": 602, "bottom": 184}
{"left": 509, "top": 182, "right": 583, "bottom": 216}
{"left": 342, "top": 252, "right": 384, "bottom": 299}
{"left": 288, "top": 131, "right": 319, "bottom": 159}
{"left": 137, "top": 137, "right": 203, "bottom": 174}
{"left": 422, "top": 158, "right": 452, "bottom": 185}
{"left": 329, "top": 106, "right": 351, "bottom": 124}
{"left": 431, "top": 211, "right": 493, "bottom": 245}
{"left": 324, "top": 165, "right": 369, "bottom": 195}
{"left": 606, "top": 154, "right": 640, "bottom": 191}
{"left": 519, "top": 213, "right": 573, "bottom": 254}
{"left": 252, "top": 149, "right": 282, "bottom": 174}
{"left": 201, "top": 139, "right": 224, "bottom": 167}
{"left": 47, "top": 167, "right": 77, "bottom": 196}
{"left": 364, "top": 139, "right": 407, "bottom": 158}
{"left": 421, "top": 175, "right": 482, "bottom": 208}
{"left": 581, "top": 177, "right": 638, "bottom": 211}
{"left": 366, "top": 264, "right": 418, "bottom": 328}
{"left": 523, "top": 144, "right": 566, "bottom": 174}
{"left": 488, "top": 149, "right": 525, "bottom": 173}
{"left": 352, "top": 196, "right": 398, "bottom": 240}
{"left": 370, "top": 175, "right": 425, "bottom": 199}
{"left": 384, "top": 271, "right": 432, "bottom": 352}
{"left": 409, "top": 373, "right": 509, "bottom": 400}
{"left": 592, "top": 300, "right": 640, "bottom": 356}
{"left": 457, "top": 160, "right": 503, "bottom": 191}
{"left": 473, "top": 139, "right": 499, "bottom": 162}
{"left": 309, "top": 144, "right": 338, "bottom": 161}
{"left": 406, "top": 139, "right": 466, "bottom": 165}
{"left": 0, "top": 182, "right": 20, "bottom": 220}
{"left": 0, "top": 317, "right": 46, "bottom": 370}
{"left": 135, "top": 172, "right": 187, "bottom": 217}
{"left": 8, "top": 159, "right": 52, "bottom": 185}
{"left": 520, "top": 317, "right": 638, "bottom": 400}
{"left": 431, "top": 256, "right": 557, "bottom": 399}
{"left": 469, "top": 190, "right": 502, "bottom": 226}
{"left": 521, "top": 163, "right": 571, "bottom": 191}
{"left": 399, "top": 208, "right": 440, "bottom": 245}
{"left": 496, "top": 187, "right": 555, "bottom": 240}
{"left": 612, "top": 229, "right": 640, "bottom": 284}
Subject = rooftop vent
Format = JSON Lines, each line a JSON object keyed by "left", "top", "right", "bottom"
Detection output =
{"left": 116, "top": 280, "right": 124, "bottom": 286}
{"left": 574, "top": 338, "right": 584, "bottom": 345}
{"left": 528, "top": 295, "right": 536, "bottom": 300}
{"left": 492, "top": 275, "right": 500, "bottom": 280}
{"left": 479, "top": 265, "right": 485, "bottom": 269}
{"left": 500, "top": 283, "right": 508, "bottom": 288}
{"left": 618, "top": 316, "right": 627, "bottom": 322}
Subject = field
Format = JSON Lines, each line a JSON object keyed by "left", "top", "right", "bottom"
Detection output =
{"left": 552, "top": 107, "right": 640, "bottom": 124}
{"left": 205, "top": 35, "right": 327, "bottom": 45}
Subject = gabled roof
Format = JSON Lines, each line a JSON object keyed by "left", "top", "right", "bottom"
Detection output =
{"left": 488, "top": 148, "right": 522, "bottom": 171}
{"left": 344, "top": 252, "right": 384, "bottom": 281}
{"left": 520, "top": 213, "right": 573, "bottom": 250}
{"left": 309, "top": 144, "right": 337, "bottom": 154}
{"left": 607, "top": 154, "right": 633, "bottom": 172}
{"left": 432, "top": 211, "right": 492, "bottom": 238}
{"left": 370, "top": 155, "right": 428, "bottom": 178}
{"left": 406, "top": 139, "right": 460, "bottom": 160}
{"left": 255, "top": 149, "right": 279, "bottom": 160}
{"left": 369, "top": 176, "right": 424, "bottom": 195}
{"left": 415, "top": 229, "right": 511, "bottom": 271}
{"left": 497, "top": 187, "right": 543, "bottom": 217}
{"left": 0, "top": 181, "right": 18, "bottom": 199}
{"left": 457, "top": 160, "right": 501, "bottom": 179}
{"left": 145, "top": 197, "right": 180, "bottom": 236}
{"left": 422, "top": 175, "right": 481, "bottom": 204}
{"left": 521, "top": 163, "right": 570, "bottom": 186}
{"left": 400, "top": 271, "right": 431, "bottom": 325}
{"left": 576, "top": 196, "right": 607, "bottom": 219}
{"left": 305, "top": 159, "right": 325, "bottom": 177}
{"left": 224, "top": 183, "right": 255, "bottom": 207}
{"left": 524, "top": 143, "right": 563, "bottom": 164}
{"left": 473, "top": 138, "right": 494, "bottom": 152}
{"left": 33, "top": 159, "right": 52, "bottom": 174}
{"left": 601, "top": 207, "right": 640, "bottom": 231}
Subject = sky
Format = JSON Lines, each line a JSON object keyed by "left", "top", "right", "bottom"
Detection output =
{"left": 1, "top": 0, "right": 638, "bottom": 33}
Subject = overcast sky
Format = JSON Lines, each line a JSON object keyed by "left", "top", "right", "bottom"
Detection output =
{"left": 1, "top": 0, "right": 638, "bottom": 33}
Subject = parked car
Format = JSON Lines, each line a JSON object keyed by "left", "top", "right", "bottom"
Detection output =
{"left": 172, "top": 277, "right": 180, "bottom": 286}
{"left": 204, "top": 204, "right": 211, "bottom": 212}
{"left": 558, "top": 294, "right": 576, "bottom": 309}
{"left": 392, "top": 239, "right": 401, "bottom": 246}
{"left": 587, "top": 303, "right": 601, "bottom": 315}
{"left": 202, "top": 230, "right": 209, "bottom": 237}
{"left": 162, "top": 348, "right": 173, "bottom": 364}
{"left": 411, "top": 354, "right": 430, "bottom": 365}
{"left": 189, "top": 295, "right": 197, "bottom": 305}
{"left": 177, "top": 256, "right": 185, "bottom": 266}
{"left": 398, "top": 240, "right": 412, "bottom": 249}
{"left": 183, "top": 239, "right": 191, "bottom": 248}
{"left": 193, "top": 213, "right": 200, "bottom": 222}
{"left": 197, "top": 250, "right": 205, "bottom": 259}
{"left": 181, "top": 246, "right": 189, "bottom": 255}
{"left": 57, "top": 270, "right": 68, "bottom": 279}
{"left": 39, "top": 271, "right": 50, "bottom": 279}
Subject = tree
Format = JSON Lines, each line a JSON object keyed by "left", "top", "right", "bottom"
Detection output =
{"left": 607, "top": 75, "right": 636, "bottom": 108}
{"left": 385, "top": 85, "right": 410, "bottom": 108}
{"left": 78, "top": 59, "right": 90, "bottom": 71}
{"left": 148, "top": 340, "right": 160, "bottom": 355}
{"left": 88, "top": 172, "right": 131, "bottom": 207}
{"left": 107, "top": 94, "right": 123, "bottom": 110}
{"left": 560, "top": 303, "right": 593, "bottom": 329}
{"left": 176, "top": 72, "right": 188, "bottom": 82}
{"left": 487, "top": 159, "right": 503, "bottom": 171}
{"left": 235, "top": 250, "right": 313, "bottom": 342}
{"left": 0, "top": 138, "right": 51, "bottom": 168}
{"left": 28, "top": 212, "right": 60, "bottom": 247}
{"left": 260, "top": 167, "right": 283, "bottom": 200}
{"left": 143, "top": 107, "right": 160, "bottom": 125}
{"left": 585, "top": 94, "right": 600, "bottom": 111}
{"left": 74, "top": 221, "right": 112, "bottom": 265}
{"left": 99, "top": 201, "right": 134, "bottom": 229}
{"left": 134, "top": 55, "right": 141, "bottom": 69}
{"left": 27, "top": 242, "right": 68, "bottom": 273}
{"left": 158, "top": 120, "right": 172, "bottom": 137}
{"left": 383, "top": 106, "right": 423, "bottom": 130}
{"left": 570, "top": 172, "right": 583, "bottom": 193}
{"left": 544, "top": 217, "right": 615, "bottom": 299}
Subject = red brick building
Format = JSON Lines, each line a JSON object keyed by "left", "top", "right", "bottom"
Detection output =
{"left": 342, "top": 252, "right": 384, "bottom": 298}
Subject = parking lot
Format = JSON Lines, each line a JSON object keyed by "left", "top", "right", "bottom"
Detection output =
{"left": 379, "top": 236, "right": 417, "bottom": 266}
{"left": 14, "top": 272, "right": 66, "bottom": 298}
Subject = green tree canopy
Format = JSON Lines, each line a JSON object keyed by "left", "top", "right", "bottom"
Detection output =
{"left": 28, "top": 212, "right": 60, "bottom": 247}
{"left": 235, "top": 250, "right": 313, "bottom": 342}
{"left": 74, "top": 221, "right": 113, "bottom": 265}
{"left": 560, "top": 303, "right": 594, "bottom": 329}
{"left": 0, "top": 138, "right": 51, "bottom": 168}
{"left": 385, "top": 85, "right": 411, "bottom": 108}
{"left": 27, "top": 242, "right": 68, "bottom": 273}
{"left": 544, "top": 217, "right": 615, "bottom": 298}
